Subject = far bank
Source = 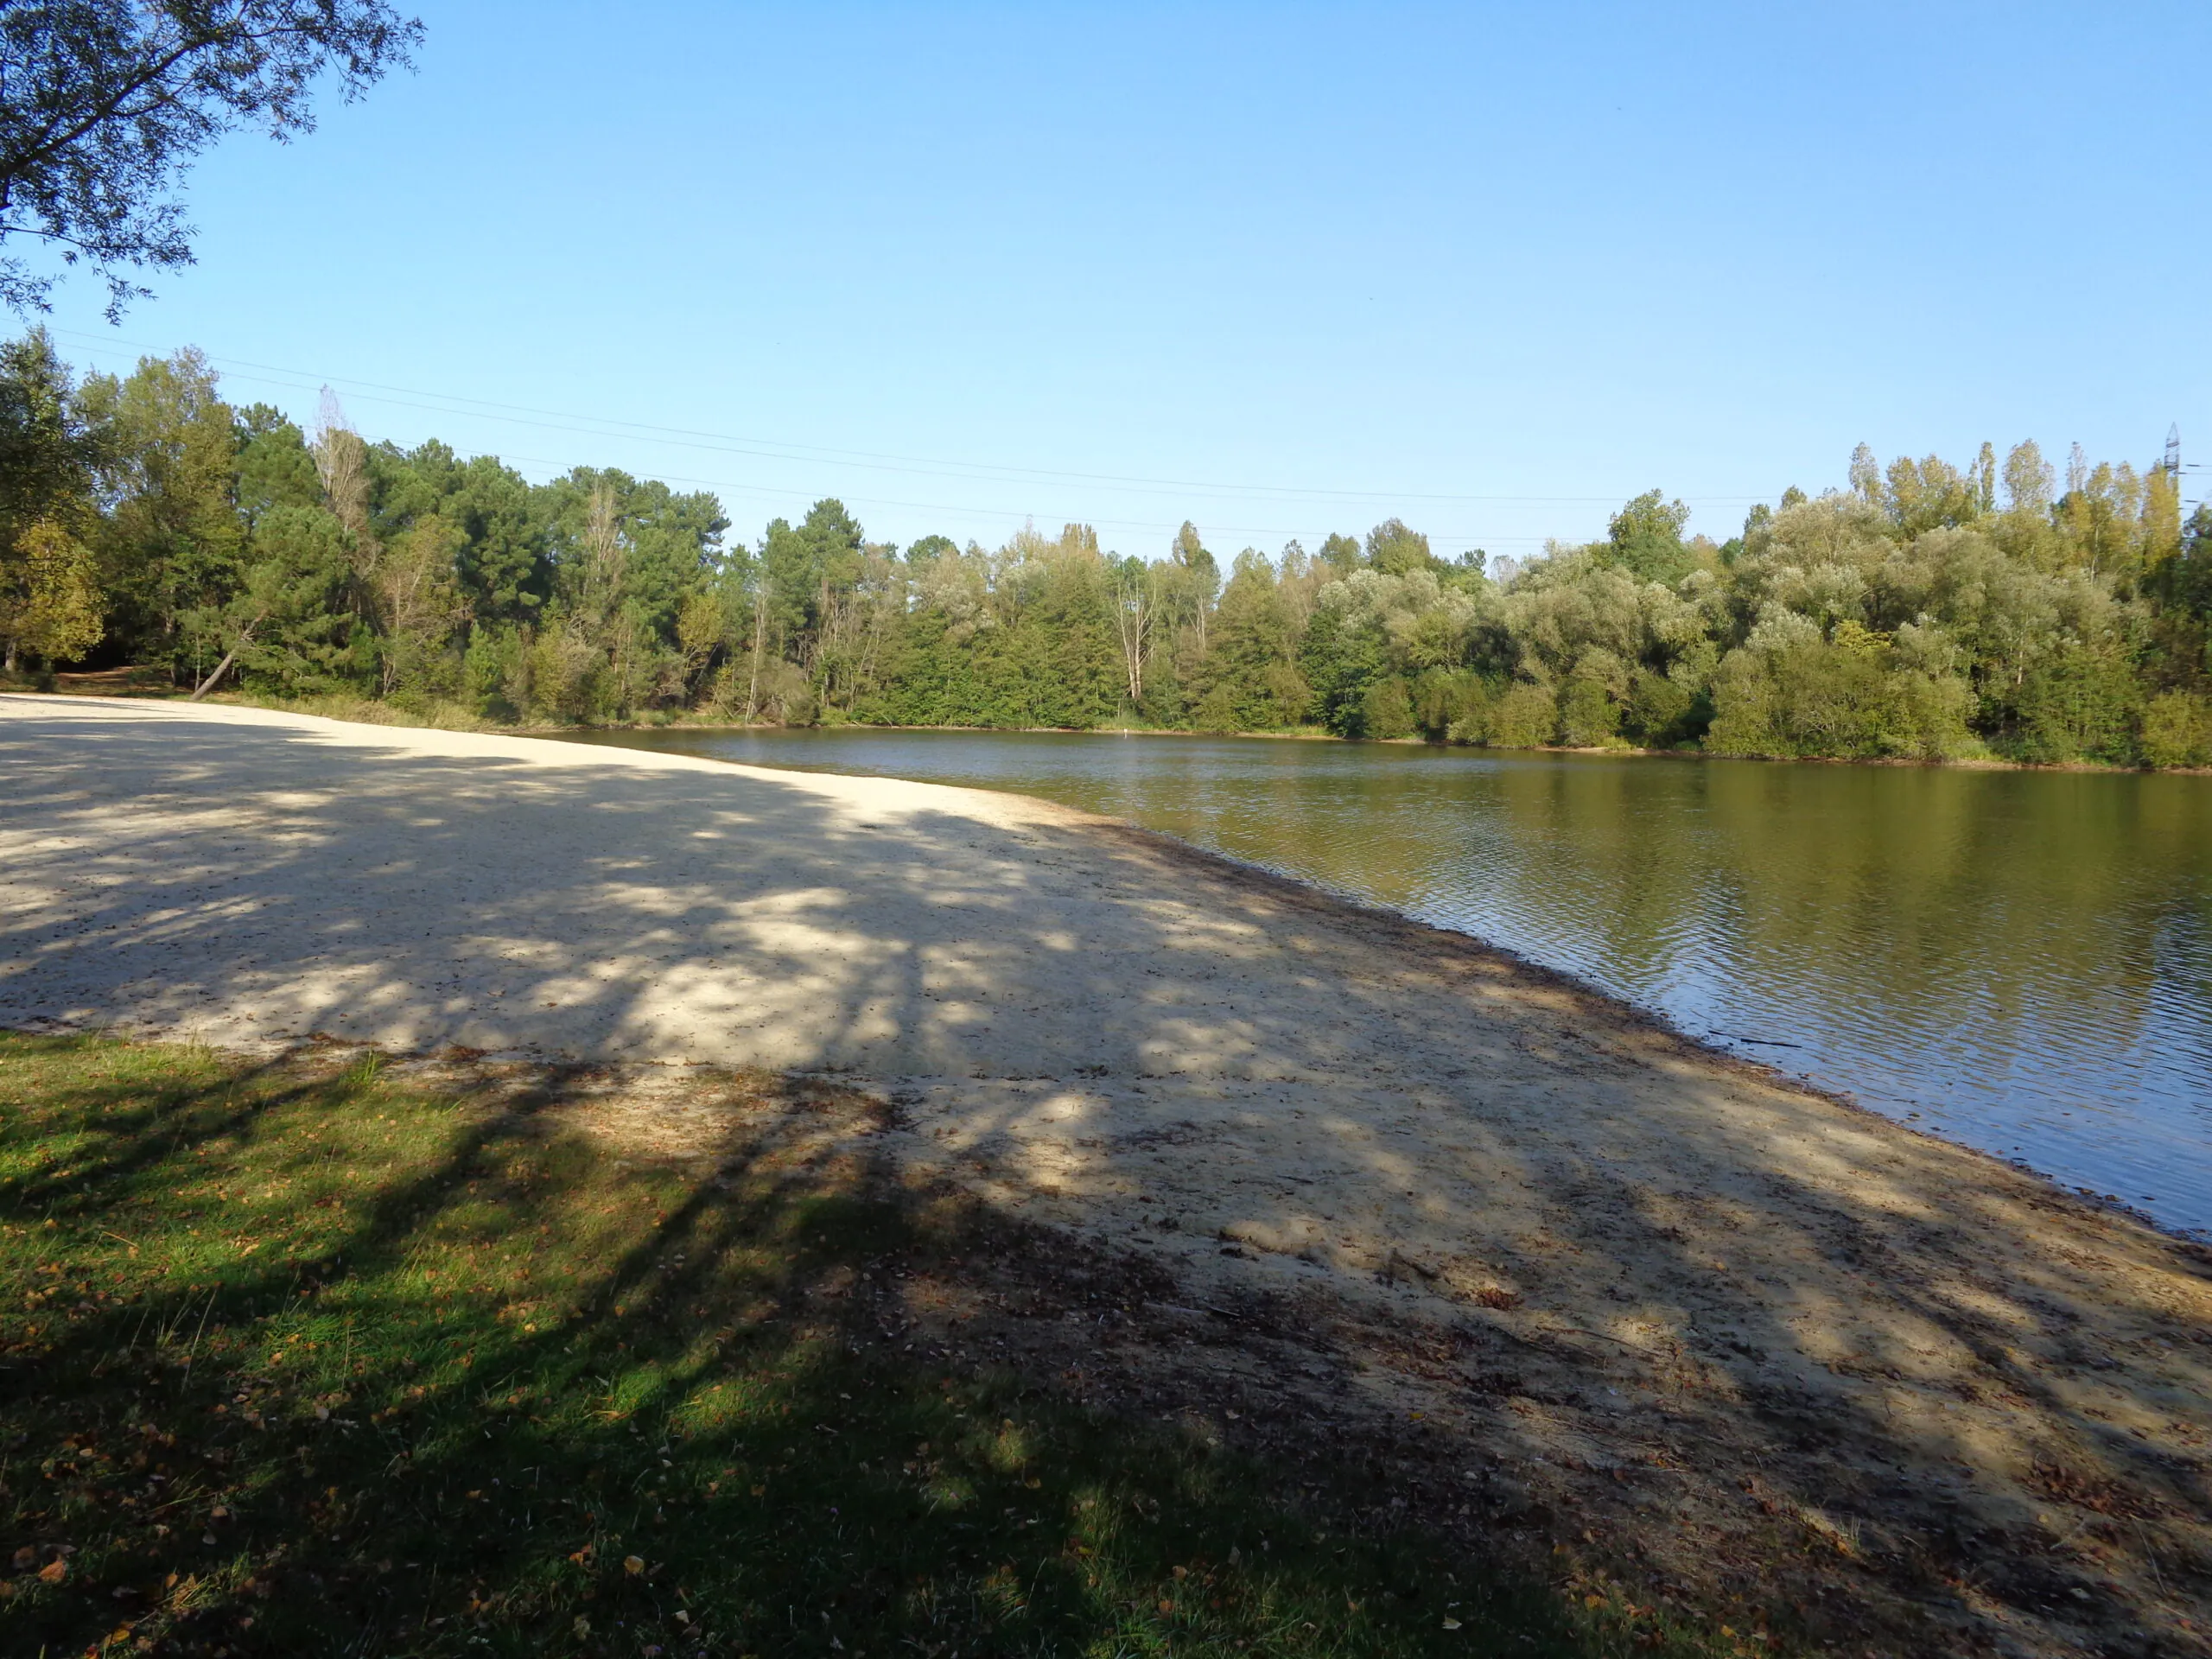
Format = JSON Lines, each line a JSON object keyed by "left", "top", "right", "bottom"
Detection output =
{"left": 15, "top": 666, "right": 2209, "bottom": 775}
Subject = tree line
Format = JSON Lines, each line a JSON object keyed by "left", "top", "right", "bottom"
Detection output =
{"left": 3, "top": 328, "right": 2210, "bottom": 768}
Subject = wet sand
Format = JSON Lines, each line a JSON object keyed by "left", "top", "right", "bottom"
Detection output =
{"left": 3, "top": 693, "right": 2208, "bottom": 1655}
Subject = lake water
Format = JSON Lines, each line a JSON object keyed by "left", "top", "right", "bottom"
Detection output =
{"left": 566, "top": 728, "right": 2212, "bottom": 1238}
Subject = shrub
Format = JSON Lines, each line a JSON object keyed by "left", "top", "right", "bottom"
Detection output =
{"left": 1488, "top": 681, "right": 1559, "bottom": 747}
{"left": 1358, "top": 675, "right": 1415, "bottom": 740}
{"left": 1704, "top": 650, "right": 1779, "bottom": 755}
{"left": 1624, "top": 667, "right": 1694, "bottom": 747}
{"left": 1557, "top": 675, "right": 1622, "bottom": 747}
{"left": 1708, "top": 638, "right": 1972, "bottom": 760}
{"left": 1192, "top": 682, "right": 1242, "bottom": 733}
{"left": 2140, "top": 690, "right": 2212, "bottom": 768}
{"left": 739, "top": 658, "right": 813, "bottom": 725}
{"left": 2008, "top": 647, "right": 2140, "bottom": 764}
{"left": 464, "top": 624, "right": 523, "bottom": 721}
{"left": 1414, "top": 668, "right": 1492, "bottom": 742}
{"left": 523, "top": 624, "right": 605, "bottom": 724}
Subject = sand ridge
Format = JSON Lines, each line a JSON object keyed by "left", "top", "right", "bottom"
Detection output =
{"left": 4, "top": 693, "right": 2209, "bottom": 1656}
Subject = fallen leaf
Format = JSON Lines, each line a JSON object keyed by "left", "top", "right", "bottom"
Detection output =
{"left": 10, "top": 1547, "right": 32, "bottom": 1570}
{"left": 624, "top": 1554, "right": 645, "bottom": 1576}
{"left": 39, "top": 1558, "right": 67, "bottom": 1584}
{"left": 1442, "top": 1617, "right": 1463, "bottom": 1630}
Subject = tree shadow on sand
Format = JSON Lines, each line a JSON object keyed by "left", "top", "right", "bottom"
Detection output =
{"left": 3, "top": 700, "right": 2209, "bottom": 1657}
{"left": 2, "top": 1035, "right": 1644, "bottom": 1659}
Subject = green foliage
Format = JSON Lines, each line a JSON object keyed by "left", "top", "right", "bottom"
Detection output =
{"left": 2139, "top": 690, "right": 2212, "bottom": 768}
{"left": 213, "top": 503, "right": 370, "bottom": 696}
{"left": 1360, "top": 675, "right": 1415, "bottom": 739}
{"left": 86, "top": 346, "right": 245, "bottom": 671}
{"left": 1558, "top": 671, "right": 1623, "bottom": 747}
{"left": 1318, "top": 531, "right": 1363, "bottom": 573}
{"left": 0, "top": 328, "right": 104, "bottom": 670}
{"left": 4, "top": 325, "right": 2202, "bottom": 771}
{"left": 519, "top": 620, "right": 613, "bottom": 725}
{"left": 0, "top": 2, "right": 420, "bottom": 317}
{"left": 0, "top": 328, "right": 101, "bottom": 544}
{"left": 1299, "top": 600, "right": 1388, "bottom": 735}
{"left": 232, "top": 404, "right": 321, "bottom": 525}
{"left": 1707, "top": 620, "right": 1975, "bottom": 761}
{"left": 1187, "top": 549, "right": 1309, "bottom": 730}
{"left": 1624, "top": 653, "right": 1713, "bottom": 748}
{"left": 2005, "top": 645, "right": 2141, "bottom": 765}
{"left": 464, "top": 621, "right": 526, "bottom": 721}
{"left": 1414, "top": 668, "right": 1493, "bottom": 741}
{"left": 375, "top": 440, "right": 549, "bottom": 625}
{"left": 1365, "top": 517, "right": 1433, "bottom": 575}
{"left": 1489, "top": 682, "right": 1559, "bottom": 748}
{"left": 1603, "top": 490, "right": 1694, "bottom": 584}
{"left": 903, "top": 532, "right": 958, "bottom": 563}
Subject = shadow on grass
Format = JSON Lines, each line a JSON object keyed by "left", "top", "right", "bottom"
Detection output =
{"left": 0, "top": 1035, "right": 1718, "bottom": 1659}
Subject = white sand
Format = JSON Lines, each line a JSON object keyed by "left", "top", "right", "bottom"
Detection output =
{"left": 4, "top": 693, "right": 2208, "bottom": 1651}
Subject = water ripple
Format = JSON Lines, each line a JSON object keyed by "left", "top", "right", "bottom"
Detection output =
{"left": 567, "top": 728, "right": 2212, "bottom": 1237}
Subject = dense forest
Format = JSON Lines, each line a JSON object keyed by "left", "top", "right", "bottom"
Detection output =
{"left": 3, "top": 329, "right": 2209, "bottom": 767}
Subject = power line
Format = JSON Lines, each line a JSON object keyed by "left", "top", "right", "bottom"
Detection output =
{"left": 479, "top": 448, "right": 1561, "bottom": 548}
{"left": 45, "top": 330, "right": 1592, "bottom": 546}
{"left": 46, "top": 324, "right": 1767, "bottom": 512}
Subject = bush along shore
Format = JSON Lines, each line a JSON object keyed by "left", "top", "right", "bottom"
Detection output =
{"left": 0, "top": 1033, "right": 1762, "bottom": 1659}
{"left": 2, "top": 329, "right": 2209, "bottom": 767}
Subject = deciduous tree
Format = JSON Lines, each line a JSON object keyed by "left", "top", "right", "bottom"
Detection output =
{"left": 0, "top": 0, "right": 421, "bottom": 315}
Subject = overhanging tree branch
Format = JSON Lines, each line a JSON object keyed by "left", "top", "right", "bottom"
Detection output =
{"left": 0, "top": 1, "right": 423, "bottom": 318}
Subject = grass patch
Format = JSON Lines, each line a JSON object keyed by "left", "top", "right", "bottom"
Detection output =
{"left": 0, "top": 1034, "right": 1732, "bottom": 1658}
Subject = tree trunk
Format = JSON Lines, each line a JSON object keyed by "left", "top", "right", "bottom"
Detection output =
{"left": 188, "top": 613, "right": 264, "bottom": 702}
{"left": 744, "top": 588, "right": 766, "bottom": 722}
{"left": 188, "top": 644, "right": 245, "bottom": 701}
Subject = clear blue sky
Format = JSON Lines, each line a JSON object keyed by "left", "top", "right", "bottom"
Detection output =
{"left": 32, "top": 1, "right": 2212, "bottom": 560}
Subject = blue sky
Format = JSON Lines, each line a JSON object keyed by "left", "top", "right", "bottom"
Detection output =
{"left": 30, "top": 2, "right": 2212, "bottom": 560}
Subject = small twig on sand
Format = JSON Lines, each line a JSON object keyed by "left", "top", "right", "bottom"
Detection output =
{"left": 2134, "top": 1519, "right": 2168, "bottom": 1599}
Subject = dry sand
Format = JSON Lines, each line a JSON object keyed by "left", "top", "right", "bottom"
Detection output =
{"left": 3, "top": 692, "right": 2209, "bottom": 1656}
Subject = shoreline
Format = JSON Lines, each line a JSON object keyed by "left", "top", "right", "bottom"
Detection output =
{"left": 5, "top": 692, "right": 2210, "bottom": 1655}
{"left": 1096, "top": 814, "right": 2202, "bottom": 1247}
{"left": 17, "top": 672, "right": 2208, "bottom": 775}
{"left": 6, "top": 690, "right": 2201, "bottom": 1245}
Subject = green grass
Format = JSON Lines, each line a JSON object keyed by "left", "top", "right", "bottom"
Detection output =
{"left": 0, "top": 1034, "right": 1732, "bottom": 1659}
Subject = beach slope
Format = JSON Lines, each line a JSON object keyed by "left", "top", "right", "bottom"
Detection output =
{"left": 3, "top": 693, "right": 2207, "bottom": 1655}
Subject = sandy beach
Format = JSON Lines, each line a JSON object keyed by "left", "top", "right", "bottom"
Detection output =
{"left": 3, "top": 692, "right": 2208, "bottom": 1656}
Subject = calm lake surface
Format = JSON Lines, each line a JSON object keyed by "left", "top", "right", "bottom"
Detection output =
{"left": 567, "top": 728, "right": 2212, "bottom": 1237}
